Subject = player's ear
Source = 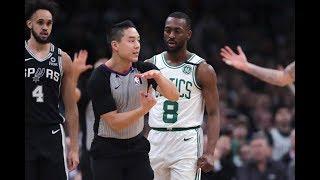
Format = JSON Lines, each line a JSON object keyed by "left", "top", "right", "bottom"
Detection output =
{"left": 187, "top": 30, "right": 192, "bottom": 40}
{"left": 26, "top": 20, "right": 32, "bottom": 29}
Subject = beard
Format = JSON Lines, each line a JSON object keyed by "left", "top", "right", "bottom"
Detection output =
{"left": 31, "top": 28, "right": 51, "bottom": 44}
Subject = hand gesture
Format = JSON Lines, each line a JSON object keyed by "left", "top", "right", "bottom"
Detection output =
{"left": 135, "top": 70, "right": 161, "bottom": 80}
{"left": 140, "top": 86, "right": 156, "bottom": 112}
{"left": 73, "top": 50, "right": 92, "bottom": 76}
{"left": 220, "top": 46, "right": 248, "bottom": 70}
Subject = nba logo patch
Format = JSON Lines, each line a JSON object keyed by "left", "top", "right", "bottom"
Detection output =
{"left": 134, "top": 76, "right": 142, "bottom": 85}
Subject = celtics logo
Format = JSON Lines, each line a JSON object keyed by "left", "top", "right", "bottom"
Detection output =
{"left": 182, "top": 65, "right": 192, "bottom": 74}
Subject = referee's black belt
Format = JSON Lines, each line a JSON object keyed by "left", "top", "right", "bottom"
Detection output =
{"left": 151, "top": 125, "right": 200, "bottom": 131}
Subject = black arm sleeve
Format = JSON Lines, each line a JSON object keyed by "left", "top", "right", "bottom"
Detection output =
{"left": 135, "top": 61, "right": 159, "bottom": 90}
{"left": 87, "top": 67, "right": 117, "bottom": 118}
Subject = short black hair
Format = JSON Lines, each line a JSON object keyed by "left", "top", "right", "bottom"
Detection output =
{"left": 25, "top": 0, "right": 58, "bottom": 21}
{"left": 107, "top": 20, "right": 137, "bottom": 43}
{"left": 167, "top": 11, "right": 192, "bottom": 30}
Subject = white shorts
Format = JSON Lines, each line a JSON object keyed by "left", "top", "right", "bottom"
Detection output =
{"left": 148, "top": 128, "right": 203, "bottom": 180}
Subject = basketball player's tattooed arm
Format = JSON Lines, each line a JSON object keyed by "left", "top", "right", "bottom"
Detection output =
{"left": 61, "top": 51, "right": 80, "bottom": 171}
{"left": 196, "top": 62, "right": 220, "bottom": 173}
{"left": 220, "top": 46, "right": 295, "bottom": 86}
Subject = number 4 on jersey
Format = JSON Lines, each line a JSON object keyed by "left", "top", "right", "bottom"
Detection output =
{"left": 32, "top": 85, "right": 44, "bottom": 102}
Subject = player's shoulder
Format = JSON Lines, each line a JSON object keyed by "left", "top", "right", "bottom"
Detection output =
{"left": 189, "top": 53, "right": 214, "bottom": 69}
{"left": 197, "top": 61, "right": 216, "bottom": 74}
{"left": 60, "top": 50, "right": 72, "bottom": 62}
{"left": 57, "top": 48, "right": 73, "bottom": 73}
{"left": 48, "top": 43, "right": 70, "bottom": 62}
{"left": 144, "top": 51, "right": 165, "bottom": 64}
{"left": 196, "top": 62, "right": 217, "bottom": 84}
{"left": 189, "top": 52, "right": 205, "bottom": 65}
{"left": 190, "top": 54, "right": 217, "bottom": 79}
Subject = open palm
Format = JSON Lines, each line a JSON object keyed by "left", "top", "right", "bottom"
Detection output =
{"left": 220, "top": 46, "right": 248, "bottom": 70}
{"left": 73, "top": 50, "right": 92, "bottom": 75}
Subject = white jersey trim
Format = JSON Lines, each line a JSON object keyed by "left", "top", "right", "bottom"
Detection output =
{"left": 60, "top": 124, "right": 69, "bottom": 180}
{"left": 25, "top": 41, "right": 53, "bottom": 62}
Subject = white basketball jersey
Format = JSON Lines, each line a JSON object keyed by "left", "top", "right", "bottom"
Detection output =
{"left": 148, "top": 52, "right": 205, "bottom": 128}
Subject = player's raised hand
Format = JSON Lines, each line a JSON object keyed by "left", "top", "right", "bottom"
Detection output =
{"left": 73, "top": 49, "right": 92, "bottom": 75}
{"left": 220, "top": 46, "right": 248, "bottom": 70}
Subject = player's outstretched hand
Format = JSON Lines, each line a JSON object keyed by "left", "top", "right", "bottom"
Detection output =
{"left": 73, "top": 50, "right": 92, "bottom": 75}
{"left": 220, "top": 46, "right": 248, "bottom": 70}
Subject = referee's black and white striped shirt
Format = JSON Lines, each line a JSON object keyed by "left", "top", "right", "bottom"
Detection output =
{"left": 88, "top": 61, "right": 158, "bottom": 139}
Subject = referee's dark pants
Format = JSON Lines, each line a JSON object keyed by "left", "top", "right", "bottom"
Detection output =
{"left": 90, "top": 133, "right": 154, "bottom": 180}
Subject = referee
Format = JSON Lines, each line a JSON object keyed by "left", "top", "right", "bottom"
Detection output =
{"left": 87, "top": 20, "right": 179, "bottom": 180}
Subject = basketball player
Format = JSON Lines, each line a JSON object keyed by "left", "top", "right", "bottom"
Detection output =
{"left": 87, "top": 20, "right": 179, "bottom": 180}
{"left": 220, "top": 46, "right": 295, "bottom": 87}
{"left": 147, "top": 12, "right": 221, "bottom": 179}
{"left": 25, "top": 1, "right": 79, "bottom": 179}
